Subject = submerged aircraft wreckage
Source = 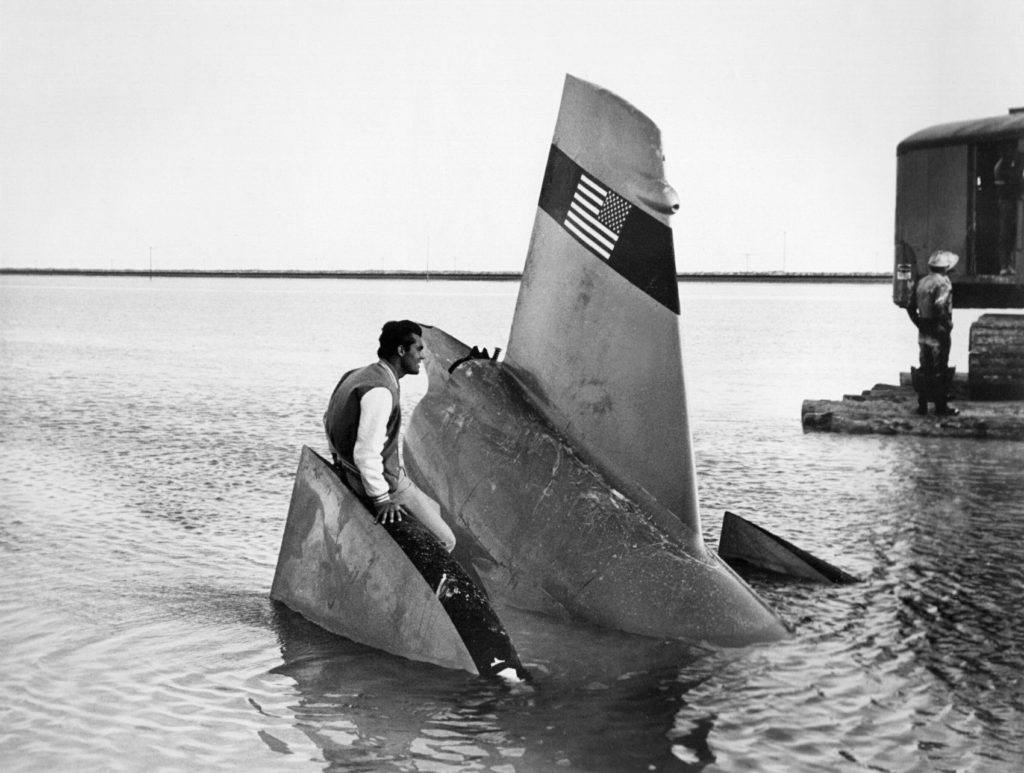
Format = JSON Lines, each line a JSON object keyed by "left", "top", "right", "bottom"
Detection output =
{"left": 273, "top": 75, "right": 811, "bottom": 675}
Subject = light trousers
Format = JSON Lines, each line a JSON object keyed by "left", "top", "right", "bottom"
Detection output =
{"left": 391, "top": 474, "right": 456, "bottom": 553}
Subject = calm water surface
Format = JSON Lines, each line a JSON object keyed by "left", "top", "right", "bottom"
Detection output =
{"left": 1, "top": 276, "right": 1022, "bottom": 771}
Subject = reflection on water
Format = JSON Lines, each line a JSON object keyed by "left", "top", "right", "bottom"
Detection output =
{"left": 266, "top": 603, "right": 703, "bottom": 771}
{"left": 1, "top": 276, "right": 1023, "bottom": 771}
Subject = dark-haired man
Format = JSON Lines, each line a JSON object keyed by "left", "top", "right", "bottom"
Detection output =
{"left": 323, "top": 320, "right": 456, "bottom": 551}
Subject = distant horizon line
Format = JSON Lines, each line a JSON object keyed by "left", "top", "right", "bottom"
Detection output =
{"left": 0, "top": 267, "right": 892, "bottom": 283}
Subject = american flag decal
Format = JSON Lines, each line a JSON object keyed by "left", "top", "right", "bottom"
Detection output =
{"left": 564, "top": 174, "right": 632, "bottom": 261}
{"left": 538, "top": 144, "right": 680, "bottom": 314}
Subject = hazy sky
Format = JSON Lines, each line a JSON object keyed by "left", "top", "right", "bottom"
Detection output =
{"left": 2, "top": 0, "right": 1022, "bottom": 273}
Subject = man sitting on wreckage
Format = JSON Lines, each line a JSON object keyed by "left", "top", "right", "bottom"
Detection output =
{"left": 323, "top": 320, "right": 457, "bottom": 551}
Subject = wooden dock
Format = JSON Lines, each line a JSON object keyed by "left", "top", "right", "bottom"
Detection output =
{"left": 802, "top": 376, "right": 1024, "bottom": 440}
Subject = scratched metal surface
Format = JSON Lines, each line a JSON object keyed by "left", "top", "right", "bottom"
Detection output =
{"left": 1, "top": 275, "right": 1022, "bottom": 771}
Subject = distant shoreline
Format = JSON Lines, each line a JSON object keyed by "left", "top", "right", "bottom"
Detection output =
{"left": 0, "top": 268, "right": 891, "bottom": 283}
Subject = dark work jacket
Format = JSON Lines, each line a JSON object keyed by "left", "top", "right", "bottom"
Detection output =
{"left": 914, "top": 273, "right": 953, "bottom": 330}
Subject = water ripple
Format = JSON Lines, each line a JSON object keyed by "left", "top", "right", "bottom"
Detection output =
{"left": 2, "top": 277, "right": 1023, "bottom": 771}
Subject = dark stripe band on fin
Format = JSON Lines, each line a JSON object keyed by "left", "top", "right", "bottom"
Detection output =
{"left": 538, "top": 144, "right": 679, "bottom": 314}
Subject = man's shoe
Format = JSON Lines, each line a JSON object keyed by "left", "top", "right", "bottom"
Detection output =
{"left": 915, "top": 404, "right": 928, "bottom": 416}
{"left": 935, "top": 406, "right": 960, "bottom": 416}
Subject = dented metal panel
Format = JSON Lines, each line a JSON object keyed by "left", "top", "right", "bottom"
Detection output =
{"left": 406, "top": 328, "right": 787, "bottom": 646}
{"left": 507, "top": 74, "right": 696, "bottom": 529}
{"left": 270, "top": 447, "right": 478, "bottom": 673}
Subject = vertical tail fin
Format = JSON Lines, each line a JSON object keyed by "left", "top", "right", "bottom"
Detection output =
{"left": 505, "top": 74, "right": 696, "bottom": 525}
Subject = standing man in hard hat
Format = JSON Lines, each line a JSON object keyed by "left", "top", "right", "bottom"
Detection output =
{"left": 907, "top": 250, "right": 960, "bottom": 416}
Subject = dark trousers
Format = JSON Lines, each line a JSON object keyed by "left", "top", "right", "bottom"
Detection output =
{"left": 917, "top": 322, "right": 952, "bottom": 406}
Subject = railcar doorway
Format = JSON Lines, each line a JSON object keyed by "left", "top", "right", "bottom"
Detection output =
{"left": 972, "top": 139, "right": 1022, "bottom": 277}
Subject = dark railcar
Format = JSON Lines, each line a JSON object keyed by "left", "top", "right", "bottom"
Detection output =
{"left": 893, "top": 109, "right": 1024, "bottom": 309}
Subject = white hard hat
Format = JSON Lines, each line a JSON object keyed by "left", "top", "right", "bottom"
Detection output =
{"left": 928, "top": 250, "right": 959, "bottom": 271}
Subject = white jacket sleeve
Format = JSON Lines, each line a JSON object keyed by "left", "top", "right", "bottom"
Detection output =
{"left": 352, "top": 387, "right": 393, "bottom": 503}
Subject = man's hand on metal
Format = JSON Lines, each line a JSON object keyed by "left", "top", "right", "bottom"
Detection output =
{"left": 374, "top": 499, "right": 406, "bottom": 524}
